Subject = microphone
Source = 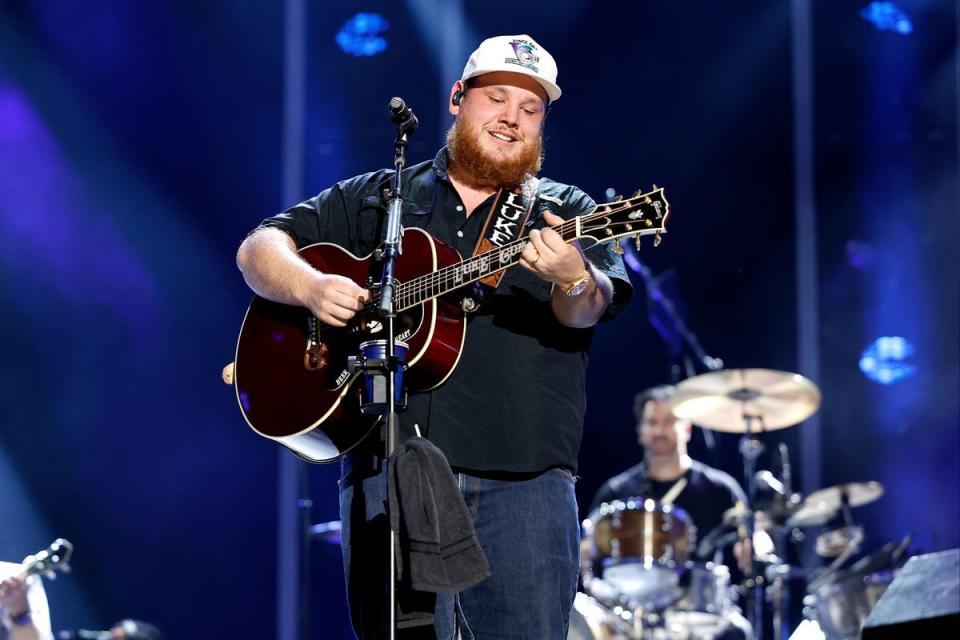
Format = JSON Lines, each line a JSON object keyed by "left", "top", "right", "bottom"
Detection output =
{"left": 388, "top": 97, "right": 419, "bottom": 133}
{"left": 58, "top": 631, "right": 110, "bottom": 639}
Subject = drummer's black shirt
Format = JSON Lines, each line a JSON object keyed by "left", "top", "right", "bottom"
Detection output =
{"left": 256, "top": 147, "right": 632, "bottom": 475}
{"left": 589, "top": 459, "right": 747, "bottom": 560}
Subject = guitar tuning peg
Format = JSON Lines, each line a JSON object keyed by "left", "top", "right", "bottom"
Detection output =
{"left": 632, "top": 190, "right": 642, "bottom": 198}
{"left": 614, "top": 194, "right": 623, "bottom": 202}
{"left": 613, "top": 238, "right": 624, "bottom": 255}
{"left": 634, "top": 233, "right": 642, "bottom": 251}
{"left": 654, "top": 230, "right": 663, "bottom": 247}
{"left": 652, "top": 184, "right": 659, "bottom": 191}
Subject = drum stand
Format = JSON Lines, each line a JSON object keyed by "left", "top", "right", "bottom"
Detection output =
{"left": 737, "top": 412, "right": 766, "bottom": 640}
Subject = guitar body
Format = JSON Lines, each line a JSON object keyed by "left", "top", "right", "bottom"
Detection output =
{"left": 234, "top": 228, "right": 466, "bottom": 462}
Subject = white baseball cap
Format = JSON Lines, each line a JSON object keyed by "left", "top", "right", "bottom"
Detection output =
{"left": 460, "top": 34, "right": 561, "bottom": 103}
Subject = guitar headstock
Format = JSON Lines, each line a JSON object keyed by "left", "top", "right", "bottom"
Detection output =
{"left": 579, "top": 187, "right": 670, "bottom": 250}
{"left": 22, "top": 538, "right": 73, "bottom": 580}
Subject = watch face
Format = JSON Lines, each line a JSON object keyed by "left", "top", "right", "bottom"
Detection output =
{"left": 566, "top": 276, "right": 589, "bottom": 296}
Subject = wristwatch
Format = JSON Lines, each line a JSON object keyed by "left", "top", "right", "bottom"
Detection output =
{"left": 562, "top": 271, "right": 592, "bottom": 296}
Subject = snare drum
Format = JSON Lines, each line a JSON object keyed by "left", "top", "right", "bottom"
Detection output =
{"left": 588, "top": 499, "right": 695, "bottom": 607}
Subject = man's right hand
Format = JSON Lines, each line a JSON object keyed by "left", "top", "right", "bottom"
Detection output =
{"left": 0, "top": 575, "right": 30, "bottom": 617}
{"left": 300, "top": 272, "right": 370, "bottom": 327}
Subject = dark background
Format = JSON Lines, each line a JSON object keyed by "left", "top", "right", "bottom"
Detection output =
{"left": 0, "top": 1, "right": 956, "bottom": 638}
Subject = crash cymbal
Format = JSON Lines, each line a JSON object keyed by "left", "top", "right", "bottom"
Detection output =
{"left": 671, "top": 368, "right": 821, "bottom": 432}
{"left": 786, "top": 481, "right": 884, "bottom": 528}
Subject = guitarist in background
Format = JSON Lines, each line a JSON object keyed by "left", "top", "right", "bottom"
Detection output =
{"left": 237, "top": 34, "right": 632, "bottom": 638}
{"left": 0, "top": 563, "right": 52, "bottom": 640}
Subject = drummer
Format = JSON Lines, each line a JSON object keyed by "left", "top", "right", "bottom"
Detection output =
{"left": 589, "top": 384, "right": 752, "bottom": 573}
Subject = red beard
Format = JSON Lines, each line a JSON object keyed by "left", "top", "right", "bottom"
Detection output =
{"left": 445, "top": 120, "right": 544, "bottom": 190}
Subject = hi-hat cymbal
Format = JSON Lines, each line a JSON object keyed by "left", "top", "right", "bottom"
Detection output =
{"left": 786, "top": 481, "right": 884, "bottom": 528}
{"left": 722, "top": 503, "right": 776, "bottom": 531}
{"left": 671, "top": 368, "right": 821, "bottom": 432}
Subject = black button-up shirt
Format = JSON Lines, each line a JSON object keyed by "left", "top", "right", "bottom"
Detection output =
{"left": 258, "top": 148, "right": 632, "bottom": 474}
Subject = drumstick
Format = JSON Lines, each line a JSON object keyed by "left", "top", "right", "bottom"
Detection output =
{"left": 660, "top": 477, "right": 688, "bottom": 505}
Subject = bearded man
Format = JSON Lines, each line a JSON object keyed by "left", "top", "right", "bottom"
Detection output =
{"left": 237, "top": 35, "right": 632, "bottom": 639}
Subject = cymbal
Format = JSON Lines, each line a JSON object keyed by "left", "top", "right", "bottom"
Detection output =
{"left": 786, "top": 481, "right": 884, "bottom": 528}
{"left": 722, "top": 503, "right": 775, "bottom": 531}
{"left": 815, "top": 525, "right": 864, "bottom": 557}
{"left": 671, "top": 368, "right": 821, "bottom": 432}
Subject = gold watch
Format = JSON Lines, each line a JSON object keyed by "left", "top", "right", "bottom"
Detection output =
{"left": 562, "top": 271, "right": 592, "bottom": 296}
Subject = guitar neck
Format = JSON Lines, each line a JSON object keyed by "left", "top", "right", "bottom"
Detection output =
{"left": 394, "top": 217, "right": 583, "bottom": 312}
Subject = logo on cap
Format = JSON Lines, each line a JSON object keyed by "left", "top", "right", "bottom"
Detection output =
{"left": 506, "top": 39, "right": 539, "bottom": 73}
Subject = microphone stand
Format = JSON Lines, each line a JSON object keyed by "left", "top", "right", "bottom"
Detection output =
{"left": 632, "top": 259, "right": 724, "bottom": 374}
{"left": 378, "top": 97, "right": 417, "bottom": 639}
{"left": 632, "top": 255, "right": 723, "bottom": 451}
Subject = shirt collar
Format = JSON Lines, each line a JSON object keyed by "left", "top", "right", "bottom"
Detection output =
{"left": 432, "top": 146, "right": 451, "bottom": 181}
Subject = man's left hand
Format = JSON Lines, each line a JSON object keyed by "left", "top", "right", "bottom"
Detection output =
{"left": 519, "top": 211, "right": 587, "bottom": 286}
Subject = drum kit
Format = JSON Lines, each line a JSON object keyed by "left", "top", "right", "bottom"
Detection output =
{"left": 572, "top": 368, "right": 906, "bottom": 640}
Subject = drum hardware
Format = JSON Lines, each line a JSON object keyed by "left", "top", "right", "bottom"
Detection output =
{"left": 594, "top": 368, "right": 913, "bottom": 640}
{"left": 671, "top": 369, "right": 823, "bottom": 640}
{"left": 762, "top": 562, "right": 812, "bottom": 640}
{"left": 754, "top": 470, "right": 804, "bottom": 526}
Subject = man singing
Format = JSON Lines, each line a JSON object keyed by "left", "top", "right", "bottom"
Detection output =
{"left": 237, "top": 35, "right": 632, "bottom": 638}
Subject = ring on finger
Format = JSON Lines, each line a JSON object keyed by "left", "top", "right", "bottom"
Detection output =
{"left": 531, "top": 252, "right": 541, "bottom": 265}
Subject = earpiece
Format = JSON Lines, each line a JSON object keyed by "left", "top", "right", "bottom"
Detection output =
{"left": 452, "top": 89, "right": 463, "bottom": 106}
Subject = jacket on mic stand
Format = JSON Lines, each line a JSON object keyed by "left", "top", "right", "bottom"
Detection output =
{"left": 388, "top": 436, "right": 491, "bottom": 628}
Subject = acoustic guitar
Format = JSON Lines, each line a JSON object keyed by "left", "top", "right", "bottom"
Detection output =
{"left": 231, "top": 188, "right": 670, "bottom": 462}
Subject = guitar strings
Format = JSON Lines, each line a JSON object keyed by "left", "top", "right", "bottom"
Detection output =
{"left": 399, "top": 217, "right": 578, "bottom": 306}
{"left": 313, "top": 197, "right": 652, "bottom": 331}
{"left": 398, "top": 197, "right": 639, "bottom": 304}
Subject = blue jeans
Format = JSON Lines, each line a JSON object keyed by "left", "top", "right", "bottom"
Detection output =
{"left": 339, "top": 452, "right": 580, "bottom": 640}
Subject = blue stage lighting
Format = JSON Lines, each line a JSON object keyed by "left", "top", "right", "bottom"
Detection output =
{"left": 336, "top": 13, "right": 389, "bottom": 57}
{"left": 859, "top": 336, "right": 916, "bottom": 384}
{"left": 860, "top": 2, "right": 912, "bottom": 35}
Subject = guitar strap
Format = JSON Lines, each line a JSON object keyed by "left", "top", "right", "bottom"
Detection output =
{"left": 461, "top": 177, "right": 542, "bottom": 311}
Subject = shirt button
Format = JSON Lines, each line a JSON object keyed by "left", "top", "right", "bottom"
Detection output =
{"left": 457, "top": 231, "right": 464, "bottom": 238}
{"left": 456, "top": 205, "right": 464, "bottom": 212}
